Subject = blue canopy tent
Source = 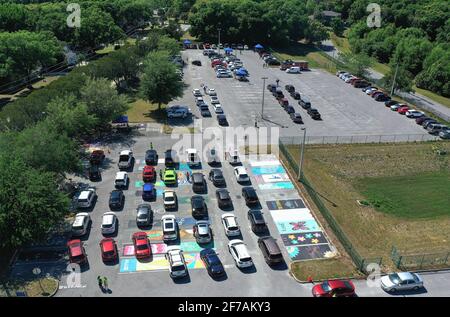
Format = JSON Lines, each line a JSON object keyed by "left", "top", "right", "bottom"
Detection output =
{"left": 237, "top": 67, "right": 248, "bottom": 75}
{"left": 235, "top": 70, "right": 247, "bottom": 77}
{"left": 112, "top": 115, "right": 129, "bottom": 130}
{"left": 254, "top": 44, "right": 263, "bottom": 49}
{"left": 224, "top": 47, "right": 233, "bottom": 55}
{"left": 183, "top": 39, "right": 192, "bottom": 45}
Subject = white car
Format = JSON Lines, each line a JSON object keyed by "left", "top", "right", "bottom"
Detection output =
{"left": 234, "top": 166, "right": 250, "bottom": 183}
{"left": 71, "top": 213, "right": 91, "bottom": 236}
{"left": 207, "top": 148, "right": 220, "bottom": 165}
{"left": 228, "top": 239, "right": 253, "bottom": 268}
{"left": 76, "top": 188, "right": 97, "bottom": 209}
{"left": 114, "top": 171, "right": 129, "bottom": 188}
{"left": 380, "top": 272, "right": 424, "bottom": 293}
{"left": 166, "top": 246, "right": 188, "bottom": 278}
{"left": 207, "top": 88, "right": 217, "bottom": 96}
{"left": 365, "top": 87, "right": 378, "bottom": 95}
{"left": 340, "top": 73, "right": 352, "bottom": 80}
{"left": 195, "top": 97, "right": 204, "bottom": 105}
{"left": 163, "top": 190, "right": 177, "bottom": 210}
{"left": 213, "top": 103, "right": 223, "bottom": 113}
{"left": 286, "top": 67, "right": 301, "bottom": 73}
{"left": 226, "top": 149, "right": 240, "bottom": 165}
{"left": 210, "top": 96, "right": 220, "bottom": 104}
{"left": 221, "top": 213, "right": 241, "bottom": 237}
{"left": 345, "top": 76, "right": 357, "bottom": 83}
{"left": 101, "top": 212, "right": 117, "bottom": 235}
{"left": 217, "top": 71, "right": 232, "bottom": 78}
{"left": 336, "top": 70, "right": 347, "bottom": 77}
{"left": 162, "top": 215, "right": 178, "bottom": 241}
{"left": 405, "top": 110, "right": 424, "bottom": 118}
{"left": 192, "top": 89, "right": 202, "bottom": 97}
{"left": 390, "top": 103, "right": 407, "bottom": 111}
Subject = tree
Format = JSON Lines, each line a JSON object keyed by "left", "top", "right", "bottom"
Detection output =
{"left": 139, "top": 51, "right": 184, "bottom": 110}
{"left": 0, "top": 154, "right": 69, "bottom": 248}
{"left": 0, "top": 3, "right": 33, "bottom": 32}
{"left": 339, "top": 52, "right": 375, "bottom": 78}
{"left": 416, "top": 58, "right": 450, "bottom": 97}
{"left": 392, "top": 36, "right": 433, "bottom": 76}
{"left": 382, "top": 65, "right": 414, "bottom": 94}
{"left": 304, "top": 20, "right": 329, "bottom": 44}
{"left": 331, "top": 17, "right": 345, "bottom": 37}
{"left": 80, "top": 78, "right": 130, "bottom": 126}
{"left": 157, "top": 36, "right": 181, "bottom": 56}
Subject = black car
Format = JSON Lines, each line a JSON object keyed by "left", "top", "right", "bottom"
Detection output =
{"left": 200, "top": 249, "right": 225, "bottom": 278}
{"left": 216, "top": 189, "right": 232, "bottom": 209}
{"left": 375, "top": 93, "right": 390, "bottom": 102}
{"left": 242, "top": 187, "right": 259, "bottom": 206}
{"left": 299, "top": 97, "right": 311, "bottom": 109}
{"left": 88, "top": 165, "right": 101, "bottom": 181}
{"left": 267, "top": 84, "right": 276, "bottom": 92}
{"left": 247, "top": 210, "right": 268, "bottom": 234}
{"left": 285, "top": 105, "right": 295, "bottom": 114}
{"left": 165, "top": 149, "right": 177, "bottom": 167}
{"left": 307, "top": 108, "right": 321, "bottom": 120}
{"left": 423, "top": 119, "right": 438, "bottom": 129}
{"left": 217, "top": 114, "right": 228, "bottom": 126}
{"left": 109, "top": 190, "right": 125, "bottom": 210}
{"left": 200, "top": 104, "right": 211, "bottom": 117}
{"left": 192, "top": 60, "right": 202, "bottom": 66}
{"left": 266, "top": 58, "right": 280, "bottom": 66}
{"left": 145, "top": 149, "right": 158, "bottom": 165}
{"left": 290, "top": 113, "right": 303, "bottom": 123}
{"left": 385, "top": 100, "right": 398, "bottom": 107}
{"left": 208, "top": 169, "right": 225, "bottom": 186}
{"left": 191, "top": 195, "right": 208, "bottom": 219}
{"left": 416, "top": 116, "right": 431, "bottom": 125}
{"left": 285, "top": 85, "right": 295, "bottom": 93}
{"left": 136, "top": 204, "right": 152, "bottom": 227}
{"left": 290, "top": 91, "right": 301, "bottom": 100}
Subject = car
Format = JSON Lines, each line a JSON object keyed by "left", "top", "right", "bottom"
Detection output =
{"left": 165, "top": 149, "right": 177, "bottom": 167}
{"left": 427, "top": 123, "right": 450, "bottom": 134}
{"left": 353, "top": 80, "right": 371, "bottom": 88}
{"left": 200, "top": 104, "right": 211, "bottom": 117}
{"left": 266, "top": 58, "right": 280, "bottom": 65}
{"left": 234, "top": 166, "right": 250, "bottom": 183}
{"left": 416, "top": 116, "right": 432, "bottom": 125}
{"left": 248, "top": 210, "right": 268, "bottom": 233}
{"left": 339, "top": 72, "right": 350, "bottom": 79}
{"left": 380, "top": 272, "right": 423, "bottom": 293}
{"left": 207, "top": 148, "right": 221, "bottom": 165}
{"left": 88, "top": 164, "right": 101, "bottom": 181}
{"left": 290, "top": 91, "right": 301, "bottom": 100}
{"left": 166, "top": 246, "right": 188, "bottom": 278}
{"left": 191, "top": 195, "right": 207, "bottom": 218}
{"left": 222, "top": 214, "right": 240, "bottom": 237}
{"left": 285, "top": 105, "right": 295, "bottom": 114}
{"left": 200, "top": 249, "right": 225, "bottom": 277}
{"left": 290, "top": 113, "right": 303, "bottom": 123}
{"left": 132, "top": 232, "right": 151, "bottom": 259}
{"left": 186, "top": 148, "right": 201, "bottom": 167}
{"left": 365, "top": 87, "right": 378, "bottom": 95}
{"left": 207, "top": 88, "right": 217, "bottom": 96}
{"left": 89, "top": 150, "right": 105, "bottom": 165}
{"left": 371, "top": 91, "right": 384, "bottom": 98}
{"left": 192, "top": 89, "right": 202, "bottom": 97}
{"left": 217, "top": 114, "right": 228, "bottom": 126}
{"left": 208, "top": 169, "right": 225, "bottom": 186}
{"left": 391, "top": 103, "right": 407, "bottom": 111}
{"left": 336, "top": 70, "right": 347, "bottom": 77}
{"left": 242, "top": 187, "right": 259, "bottom": 206}
{"left": 213, "top": 103, "right": 223, "bottom": 113}
{"left": 136, "top": 204, "right": 152, "bottom": 227}
{"left": 114, "top": 171, "right": 129, "bottom": 188}
{"left": 267, "top": 84, "right": 276, "bottom": 92}
{"left": 258, "top": 236, "right": 283, "bottom": 265}
{"left": 192, "top": 60, "right": 202, "bottom": 66}
{"left": 286, "top": 66, "right": 301, "bottom": 73}
{"left": 76, "top": 188, "right": 97, "bottom": 209}
{"left": 312, "top": 280, "right": 356, "bottom": 297}
{"left": 363, "top": 86, "right": 376, "bottom": 93}
{"left": 193, "top": 221, "right": 212, "bottom": 244}
{"left": 439, "top": 130, "right": 450, "bottom": 139}
{"left": 299, "top": 97, "right": 311, "bottom": 109}
{"left": 192, "top": 172, "right": 207, "bottom": 193}
{"left": 228, "top": 240, "right": 253, "bottom": 268}
{"left": 226, "top": 149, "right": 240, "bottom": 165}
{"left": 279, "top": 97, "right": 289, "bottom": 107}
{"left": 163, "top": 191, "right": 177, "bottom": 210}
{"left": 244, "top": 45, "right": 249, "bottom": 50}
{"left": 142, "top": 183, "right": 156, "bottom": 200}
{"left": 167, "top": 107, "right": 190, "bottom": 119}
{"left": 385, "top": 100, "right": 399, "bottom": 107}
{"left": 285, "top": 85, "right": 295, "bottom": 93}
{"left": 375, "top": 93, "right": 391, "bottom": 102}
{"left": 345, "top": 76, "right": 358, "bottom": 83}
{"left": 68, "top": 239, "right": 87, "bottom": 265}
{"left": 71, "top": 213, "right": 91, "bottom": 237}
{"left": 398, "top": 106, "right": 410, "bottom": 115}
{"left": 145, "top": 149, "right": 158, "bottom": 165}
{"left": 195, "top": 97, "right": 204, "bottom": 106}
{"left": 99, "top": 238, "right": 118, "bottom": 262}
{"left": 368, "top": 89, "right": 381, "bottom": 96}
{"left": 118, "top": 150, "right": 133, "bottom": 170}
{"left": 142, "top": 165, "right": 155, "bottom": 182}
{"left": 109, "top": 190, "right": 125, "bottom": 210}
{"left": 405, "top": 110, "right": 424, "bottom": 118}
{"left": 217, "top": 71, "right": 232, "bottom": 78}
{"left": 162, "top": 215, "right": 178, "bottom": 241}
{"left": 307, "top": 108, "right": 321, "bottom": 120}
{"left": 210, "top": 96, "right": 220, "bottom": 104}
{"left": 163, "top": 168, "right": 177, "bottom": 185}
{"left": 216, "top": 189, "right": 232, "bottom": 209}
{"left": 101, "top": 212, "right": 117, "bottom": 235}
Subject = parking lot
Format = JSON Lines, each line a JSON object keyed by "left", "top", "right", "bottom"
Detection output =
{"left": 179, "top": 49, "right": 434, "bottom": 141}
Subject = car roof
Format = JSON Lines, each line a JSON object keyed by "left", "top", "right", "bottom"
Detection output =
{"left": 110, "top": 190, "right": 122, "bottom": 197}
{"left": 68, "top": 241, "right": 83, "bottom": 256}
{"left": 116, "top": 171, "right": 127, "bottom": 179}
{"left": 327, "top": 279, "right": 353, "bottom": 289}
{"left": 186, "top": 148, "right": 197, "bottom": 154}
{"left": 120, "top": 150, "right": 131, "bottom": 155}
{"left": 164, "top": 191, "right": 175, "bottom": 197}
{"left": 102, "top": 212, "right": 116, "bottom": 225}
{"left": 217, "top": 189, "right": 230, "bottom": 198}
{"left": 73, "top": 213, "right": 88, "bottom": 226}
{"left": 397, "top": 272, "right": 417, "bottom": 281}
{"left": 78, "top": 190, "right": 92, "bottom": 200}
{"left": 100, "top": 238, "right": 115, "bottom": 252}
{"left": 143, "top": 183, "right": 154, "bottom": 191}
{"left": 231, "top": 241, "right": 249, "bottom": 257}
{"left": 235, "top": 166, "right": 246, "bottom": 173}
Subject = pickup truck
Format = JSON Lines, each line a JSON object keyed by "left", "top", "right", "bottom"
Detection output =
{"left": 118, "top": 150, "right": 133, "bottom": 170}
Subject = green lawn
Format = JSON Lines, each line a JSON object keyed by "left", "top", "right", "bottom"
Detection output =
{"left": 356, "top": 172, "right": 450, "bottom": 219}
{"left": 291, "top": 258, "right": 361, "bottom": 281}
{"left": 126, "top": 98, "right": 166, "bottom": 123}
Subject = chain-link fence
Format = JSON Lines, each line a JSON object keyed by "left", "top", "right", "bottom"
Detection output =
{"left": 280, "top": 134, "right": 440, "bottom": 145}
{"left": 279, "top": 139, "right": 383, "bottom": 273}
{"left": 391, "top": 246, "right": 450, "bottom": 271}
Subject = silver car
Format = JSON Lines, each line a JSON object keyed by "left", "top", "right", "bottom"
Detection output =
{"left": 193, "top": 221, "right": 212, "bottom": 244}
{"left": 380, "top": 272, "right": 424, "bottom": 292}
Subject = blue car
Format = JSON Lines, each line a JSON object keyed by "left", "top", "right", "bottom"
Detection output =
{"left": 200, "top": 248, "right": 225, "bottom": 278}
{"left": 142, "top": 183, "right": 156, "bottom": 201}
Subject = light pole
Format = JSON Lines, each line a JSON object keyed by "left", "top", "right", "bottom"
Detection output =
{"left": 218, "top": 28, "right": 221, "bottom": 55}
{"left": 261, "top": 77, "right": 268, "bottom": 120}
{"left": 390, "top": 62, "right": 399, "bottom": 96}
{"left": 297, "top": 128, "right": 307, "bottom": 181}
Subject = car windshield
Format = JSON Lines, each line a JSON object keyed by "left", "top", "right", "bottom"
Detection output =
{"left": 138, "top": 213, "right": 148, "bottom": 219}
{"left": 165, "top": 223, "right": 174, "bottom": 230}
{"left": 172, "top": 264, "right": 185, "bottom": 271}
{"left": 389, "top": 273, "right": 401, "bottom": 284}
{"left": 165, "top": 196, "right": 175, "bottom": 202}
{"left": 136, "top": 244, "right": 148, "bottom": 250}
{"left": 321, "top": 281, "right": 332, "bottom": 292}
{"left": 103, "top": 250, "right": 115, "bottom": 257}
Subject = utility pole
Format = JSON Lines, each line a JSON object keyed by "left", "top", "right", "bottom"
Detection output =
{"left": 390, "top": 62, "right": 399, "bottom": 96}
{"left": 261, "top": 77, "right": 268, "bottom": 120}
{"left": 218, "top": 28, "right": 221, "bottom": 55}
{"left": 297, "top": 128, "right": 307, "bottom": 181}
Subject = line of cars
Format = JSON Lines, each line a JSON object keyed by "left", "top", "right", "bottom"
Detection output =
{"left": 193, "top": 87, "right": 228, "bottom": 125}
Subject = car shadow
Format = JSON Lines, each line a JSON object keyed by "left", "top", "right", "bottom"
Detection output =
{"left": 172, "top": 274, "right": 191, "bottom": 284}
{"left": 267, "top": 261, "right": 288, "bottom": 271}
{"left": 385, "top": 287, "right": 428, "bottom": 296}
{"left": 211, "top": 272, "right": 228, "bottom": 282}
{"left": 239, "top": 265, "right": 257, "bottom": 274}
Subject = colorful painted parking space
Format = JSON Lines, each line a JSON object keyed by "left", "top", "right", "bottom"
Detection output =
{"left": 248, "top": 155, "right": 336, "bottom": 261}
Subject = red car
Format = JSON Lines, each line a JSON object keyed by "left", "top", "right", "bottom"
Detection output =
{"left": 142, "top": 165, "right": 155, "bottom": 182}
{"left": 312, "top": 279, "right": 355, "bottom": 297}
{"left": 279, "top": 98, "right": 289, "bottom": 107}
{"left": 99, "top": 238, "right": 118, "bottom": 262}
{"left": 132, "top": 232, "right": 151, "bottom": 259}
{"left": 67, "top": 239, "right": 87, "bottom": 265}
{"left": 398, "top": 106, "right": 410, "bottom": 114}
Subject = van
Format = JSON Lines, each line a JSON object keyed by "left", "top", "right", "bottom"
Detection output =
{"left": 258, "top": 237, "right": 283, "bottom": 265}
{"left": 192, "top": 173, "right": 207, "bottom": 193}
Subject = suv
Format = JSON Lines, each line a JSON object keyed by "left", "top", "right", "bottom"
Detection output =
{"left": 193, "top": 221, "right": 212, "bottom": 244}
{"left": 118, "top": 150, "right": 133, "bottom": 170}
{"left": 285, "top": 85, "right": 295, "bottom": 93}
{"left": 242, "top": 187, "right": 259, "bottom": 206}
{"left": 71, "top": 213, "right": 91, "bottom": 237}
{"left": 216, "top": 189, "right": 232, "bottom": 209}
{"left": 208, "top": 169, "right": 225, "bottom": 186}
{"left": 258, "top": 237, "right": 283, "bottom": 265}
{"left": 136, "top": 204, "right": 152, "bottom": 227}
{"left": 68, "top": 239, "right": 87, "bottom": 265}
{"left": 76, "top": 188, "right": 97, "bottom": 209}
{"left": 428, "top": 123, "right": 450, "bottom": 135}
{"left": 114, "top": 171, "right": 129, "bottom": 188}
{"left": 145, "top": 149, "right": 158, "bottom": 165}
{"left": 248, "top": 210, "right": 267, "bottom": 233}
{"left": 101, "top": 212, "right": 117, "bottom": 235}
{"left": 228, "top": 240, "right": 253, "bottom": 268}
{"left": 162, "top": 215, "right": 178, "bottom": 241}
{"left": 192, "top": 173, "right": 207, "bottom": 193}
{"left": 89, "top": 150, "right": 105, "bottom": 165}
{"left": 88, "top": 165, "right": 101, "bottom": 181}
{"left": 167, "top": 107, "right": 190, "bottom": 119}
{"left": 191, "top": 195, "right": 208, "bottom": 219}
{"left": 142, "top": 183, "right": 156, "bottom": 201}
{"left": 109, "top": 190, "right": 125, "bottom": 210}
{"left": 221, "top": 213, "right": 240, "bottom": 237}
{"left": 166, "top": 246, "right": 188, "bottom": 278}
{"left": 165, "top": 150, "right": 178, "bottom": 167}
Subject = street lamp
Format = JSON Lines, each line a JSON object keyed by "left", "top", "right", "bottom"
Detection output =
{"left": 297, "top": 128, "right": 307, "bottom": 181}
{"left": 218, "top": 28, "right": 221, "bottom": 55}
{"left": 261, "top": 77, "right": 268, "bottom": 120}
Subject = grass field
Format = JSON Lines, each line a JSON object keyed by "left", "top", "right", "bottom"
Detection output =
{"left": 286, "top": 142, "right": 450, "bottom": 263}
{"left": 126, "top": 98, "right": 166, "bottom": 123}
{"left": 414, "top": 86, "right": 450, "bottom": 109}
{"left": 291, "top": 258, "right": 362, "bottom": 281}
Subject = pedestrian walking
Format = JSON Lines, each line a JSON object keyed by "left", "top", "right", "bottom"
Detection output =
{"left": 150, "top": 142, "right": 153, "bottom": 150}
{"left": 186, "top": 171, "right": 190, "bottom": 183}
{"left": 103, "top": 277, "right": 109, "bottom": 292}
{"left": 97, "top": 275, "right": 104, "bottom": 292}
{"left": 159, "top": 169, "right": 163, "bottom": 179}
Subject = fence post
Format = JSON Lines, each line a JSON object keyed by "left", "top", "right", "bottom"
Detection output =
{"left": 420, "top": 254, "right": 425, "bottom": 270}
{"left": 445, "top": 252, "right": 450, "bottom": 265}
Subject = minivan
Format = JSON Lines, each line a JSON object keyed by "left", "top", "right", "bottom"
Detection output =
{"left": 258, "top": 237, "right": 283, "bottom": 265}
{"left": 192, "top": 173, "right": 207, "bottom": 193}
